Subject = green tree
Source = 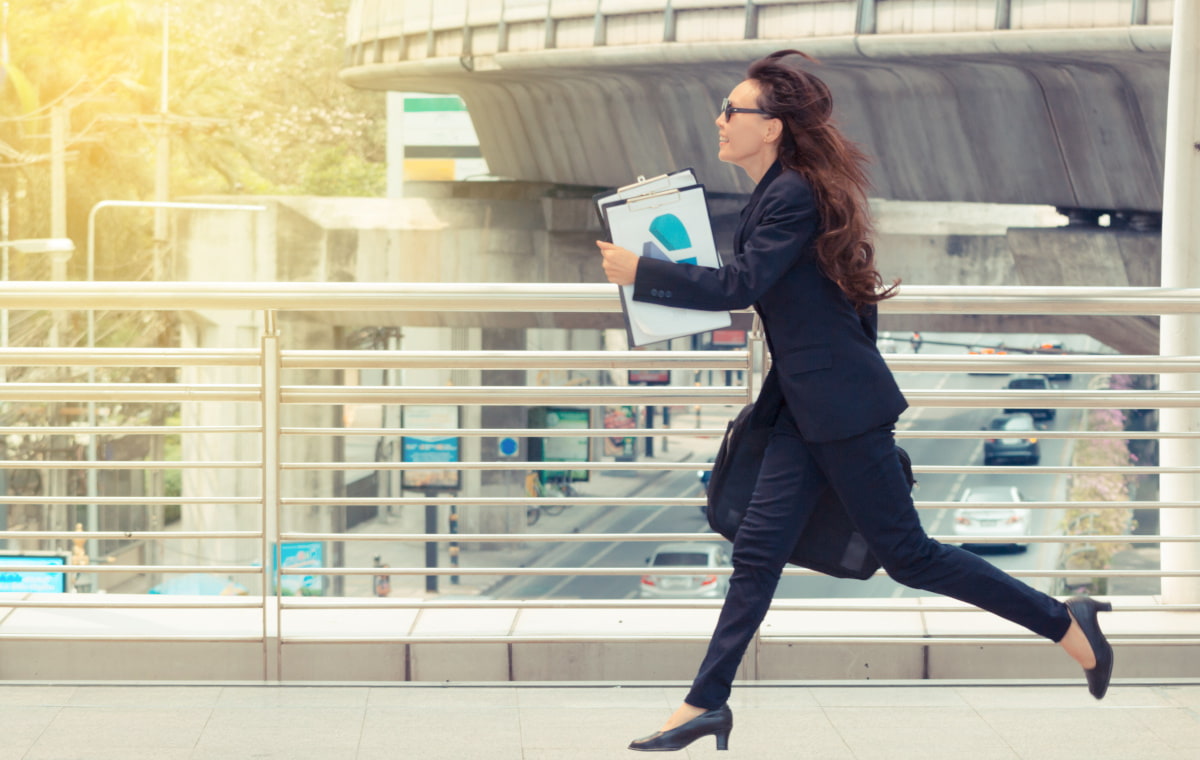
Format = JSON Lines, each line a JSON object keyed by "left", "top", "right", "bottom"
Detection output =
{"left": 0, "top": 1, "right": 384, "bottom": 550}
{"left": 2, "top": 0, "right": 384, "bottom": 292}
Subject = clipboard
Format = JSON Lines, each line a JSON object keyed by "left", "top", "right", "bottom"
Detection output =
{"left": 599, "top": 183, "right": 731, "bottom": 347}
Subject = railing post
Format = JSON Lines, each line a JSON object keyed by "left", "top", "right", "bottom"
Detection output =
{"left": 261, "top": 310, "right": 283, "bottom": 678}
{"left": 1131, "top": 0, "right": 1149, "bottom": 25}
{"left": 663, "top": 0, "right": 676, "bottom": 43}
{"left": 544, "top": 1, "right": 556, "bottom": 49}
{"left": 497, "top": 0, "right": 509, "bottom": 53}
{"left": 425, "top": 0, "right": 436, "bottom": 58}
{"left": 995, "top": 0, "right": 1012, "bottom": 30}
{"left": 593, "top": 0, "right": 605, "bottom": 46}
{"left": 461, "top": 9, "right": 473, "bottom": 62}
{"left": 744, "top": 0, "right": 758, "bottom": 41}
{"left": 1159, "top": 0, "right": 1200, "bottom": 605}
{"left": 856, "top": 0, "right": 877, "bottom": 35}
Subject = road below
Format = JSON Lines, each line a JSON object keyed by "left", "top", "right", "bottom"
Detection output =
{"left": 493, "top": 332, "right": 1092, "bottom": 601}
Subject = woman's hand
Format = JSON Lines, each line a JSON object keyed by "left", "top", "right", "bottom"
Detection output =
{"left": 597, "top": 241, "right": 639, "bottom": 286}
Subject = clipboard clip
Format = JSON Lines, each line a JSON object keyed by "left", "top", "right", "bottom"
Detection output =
{"left": 627, "top": 188, "right": 683, "bottom": 211}
{"left": 618, "top": 173, "right": 665, "bottom": 195}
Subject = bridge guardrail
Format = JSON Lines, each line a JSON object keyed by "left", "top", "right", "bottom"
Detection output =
{"left": 0, "top": 282, "right": 1196, "bottom": 680}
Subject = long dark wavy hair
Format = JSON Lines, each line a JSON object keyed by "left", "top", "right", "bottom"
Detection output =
{"left": 747, "top": 50, "right": 898, "bottom": 307}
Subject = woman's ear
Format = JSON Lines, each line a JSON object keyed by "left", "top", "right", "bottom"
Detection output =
{"left": 763, "top": 118, "right": 782, "bottom": 145}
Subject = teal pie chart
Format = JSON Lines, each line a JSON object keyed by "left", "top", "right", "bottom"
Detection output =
{"left": 647, "top": 213, "right": 697, "bottom": 265}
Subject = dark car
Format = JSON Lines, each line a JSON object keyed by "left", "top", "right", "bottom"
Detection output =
{"left": 1033, "top": 340, "right": 1072, "bottom": 381}
{"left": 1003, "top": 375, "right": 1055, "bottom": 421}
{"left": 983, "top": 413, "right": 1040, "bottom": 465}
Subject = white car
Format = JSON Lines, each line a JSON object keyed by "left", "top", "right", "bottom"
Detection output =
{"left": 638, "top": 543, "right": 730, "bottom": 599}
{"left": 954, "top": 485, "right": 1031, "bottom": 552}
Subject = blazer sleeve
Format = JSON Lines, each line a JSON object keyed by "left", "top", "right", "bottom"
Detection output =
{"left": 631, "top": 176, "right": 819, "bottom": 312}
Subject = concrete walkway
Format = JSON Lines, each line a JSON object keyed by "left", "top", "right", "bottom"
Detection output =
{"left": 1, "top": 680, "right": 1196, "bottom": 760}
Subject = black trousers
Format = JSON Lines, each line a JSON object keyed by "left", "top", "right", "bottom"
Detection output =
{"left": 686, "top": 406, "right": 1073, "bottom": 709}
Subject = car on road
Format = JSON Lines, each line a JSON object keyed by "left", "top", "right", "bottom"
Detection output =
{"left": 1033, "top": 340, "right": 1072, "bottom": 381}
{"left": 982, "top": 413, "right": 1040, "bottom": 465}
{"left": 638, "top": 542, "right": 730, "bottom": 599}
{"left": 967, "top": 346, "right": 1009, "bottom": 375}
{"left": 954, "top": 485, "right": 1031, "bottom": 552}
{"left": 1003, "top": 375, "right": 1055, "bottom": 421}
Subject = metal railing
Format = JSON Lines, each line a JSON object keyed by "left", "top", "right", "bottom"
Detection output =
{"left": 344, "top": 0, "right": 1174, "bottom": 66}
{"left": 0, "top": 281, "right": 1197, "bottom": 675}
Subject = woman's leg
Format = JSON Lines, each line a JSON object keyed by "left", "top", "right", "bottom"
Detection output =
{"left": 808, "top": 424, "right": 1072, "bottom": 642}
{"left": 684, "top": 408, "right": 826, "bottom": 710}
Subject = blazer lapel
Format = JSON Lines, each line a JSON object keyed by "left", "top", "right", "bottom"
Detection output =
{"left": 734, "top": 160, "right": 784, "bottom": 253}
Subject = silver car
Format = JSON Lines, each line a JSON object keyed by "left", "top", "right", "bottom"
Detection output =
{"left": 954, "top": 485, "right": 1031, "bottom": 552}
{"left": 638, "top": 542, "right": 730, "bottom": 599}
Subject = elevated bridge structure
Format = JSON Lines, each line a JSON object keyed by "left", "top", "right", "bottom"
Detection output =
{"left": 343, "top": 0, "right": 1174, "bottom": 219}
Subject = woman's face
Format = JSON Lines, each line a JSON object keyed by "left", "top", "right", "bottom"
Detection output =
{"left": 716, "top": 79, "right": 779, "bottom": 178}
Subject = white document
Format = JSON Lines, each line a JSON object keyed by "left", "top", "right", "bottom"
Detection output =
{"left": 601, "top": 183, "right": 731, "bottom": 347}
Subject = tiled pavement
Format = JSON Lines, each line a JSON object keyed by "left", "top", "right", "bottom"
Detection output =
{"left": 1, "top": 680, "right": 1197, "bottom": 760}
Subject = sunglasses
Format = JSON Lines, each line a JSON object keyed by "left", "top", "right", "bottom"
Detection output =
{"left": 719, "top": 97, "right": 773, "bottom": 121}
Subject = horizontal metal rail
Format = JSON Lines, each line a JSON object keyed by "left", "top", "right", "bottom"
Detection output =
{"left": 0, "top": 348, "right": 260, "bottom": 366}
{"left": 278, "top": 598, "right": 1200, "bottom": 612}
{"left": 0, "top": 496, "right": 259, "bottom": 505}
{"left": 5, "top": 383, "right": 1185, "bottom": 407}
{"left": 0, "top": 531, "right": 261, "bottom": 540}
{"left": 278, "top": 566, "right": 1200, "bottom": 579}
{"left": 0, "top": 634, "right": 267, "bottom": 642}
{"left": 281, "top": 426, "right": 1194, "bottom": 440}
{"left": 279, "top": 532, "right": 1197, "bottom": 545}
{"left": 0, "top": 599, "right": 263, "bottom": 609}
{"left": 281, "top": 426, "right": 728, "bottom": 437}
{"left": 2, "top": 282, "right": 1200, "bottom": 314}
{"left": 0, "top": 564, "right": 260, "bottom": 574}
{"left": 0, "top": 463, "right": 260, "bottom": 471}
{"left": 273, "top": 497, "right": 1179, "bottom": 508}
{"left": 0, "top": 425, "right": 261, "bottom": 435}
{"left": 271, "top": 461, "right": 1182, "bottom": 475}
{"left": 281, "top": 385, "right": 748, "bottom": 405}
{"left": 0, "top": 383, "right": 259, "bottom": 402}
{"left": 284, "top": 349, "right": 750, "bottom": 369}
{"left": 279, "top": 461, "right": 711, "bottom": 471}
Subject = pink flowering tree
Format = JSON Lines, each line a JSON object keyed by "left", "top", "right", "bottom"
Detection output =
{"left": 1061, "top": 375, "right": 1137, "bottom": 594}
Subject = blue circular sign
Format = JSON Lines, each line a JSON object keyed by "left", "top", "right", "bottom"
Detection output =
{"left": 498, "top": 437, "right": 519, "bottom": 457}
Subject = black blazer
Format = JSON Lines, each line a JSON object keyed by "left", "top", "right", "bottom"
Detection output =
{"left": 632, "top": 161, "right": 907, "bottom": 442}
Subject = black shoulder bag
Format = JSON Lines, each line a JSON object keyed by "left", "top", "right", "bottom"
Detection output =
{"left": 705, "top": 372, "right": 915, "bottom": 580}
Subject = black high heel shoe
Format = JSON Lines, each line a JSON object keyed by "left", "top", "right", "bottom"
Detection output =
{"left": 1066, "top": 596, "right": 1114, "bottom": 700}
{"left": 628, "top": 703, "right": 732, "bottom": 752}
